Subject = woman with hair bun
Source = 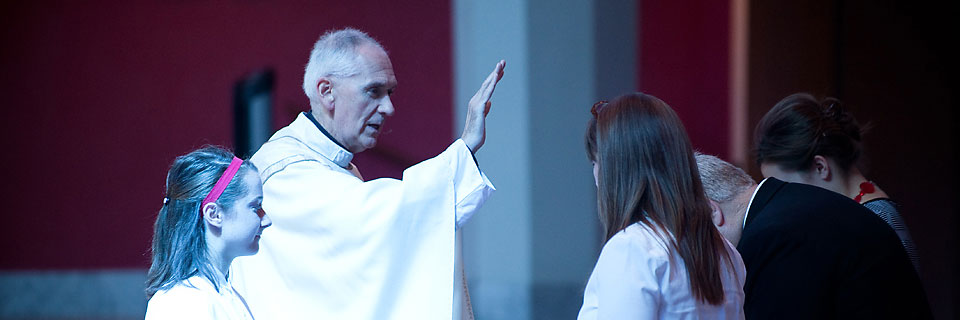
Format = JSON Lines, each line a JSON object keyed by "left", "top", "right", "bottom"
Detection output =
{"left": 145, "top": 146, "right": 272, "bottom": 319}
{"left": 755, "top": 93, "right": 919, "bottom": 271}
{"left": 580, "top": 93, "right": 745, "bottom": 319}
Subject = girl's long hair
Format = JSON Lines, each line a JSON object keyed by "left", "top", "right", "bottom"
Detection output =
{"left": 591, "top": 93, "right": 732, "bottom": 305}
{"left": 145, "top": 146, "right": 254, "bottom": 299}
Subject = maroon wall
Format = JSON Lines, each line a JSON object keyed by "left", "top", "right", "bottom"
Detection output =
{"left": 637, "top": 0, "right": 731, "bottom": 159}
{"left": 0, "top": 1, "right": 452, "bottom": 269}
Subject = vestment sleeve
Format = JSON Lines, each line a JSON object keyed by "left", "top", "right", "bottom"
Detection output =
{"left": 261, "top": 138, "right": 493, "bottom": 233}
{"left": 448, "top": 139, "right": 495, "bottom": 228}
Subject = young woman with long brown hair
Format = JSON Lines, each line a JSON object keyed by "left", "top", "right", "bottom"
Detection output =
{"left": 579, "top": 93, "right": 745, "bottom": 319}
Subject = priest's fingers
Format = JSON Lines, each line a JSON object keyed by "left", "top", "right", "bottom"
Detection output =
{"left": 469, "top": 60, "right": 506, "bottom": 108}
{"left": 477, "top": 60, "right": 506, "bottom": 103}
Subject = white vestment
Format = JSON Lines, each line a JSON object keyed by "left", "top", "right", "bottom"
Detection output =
{"left": 145, "top": 275, "right": 254, "bottom": 320}
{"left": 231, "top": 113, "right": 494, "bottom": 319}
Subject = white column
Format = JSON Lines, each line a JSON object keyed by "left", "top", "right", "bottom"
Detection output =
{"left": 455, "top": 0, "right": 532, "bottom": 319}
{"left": 455, "top": 0, "right": 636, "bottom": 318}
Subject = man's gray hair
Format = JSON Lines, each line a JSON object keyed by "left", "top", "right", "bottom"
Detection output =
{"left": 695, "top": 152, "right": 756, "bottom": 203}
{"left": 302, "top": 28, "right": 384, "bottom": 106}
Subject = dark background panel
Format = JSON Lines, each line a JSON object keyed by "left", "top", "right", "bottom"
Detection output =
{"left": 747, "top": 1, "right": 958, "bottom": 318}
{"left": 0, "top": 0, "right": 452, "bottom": 270}
{"left": 638, "top": 0, "right": 732, "bottom": 159}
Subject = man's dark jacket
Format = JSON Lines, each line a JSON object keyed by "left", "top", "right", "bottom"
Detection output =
{"left": 737, "top": 178, "right": 931, "bottom": 319}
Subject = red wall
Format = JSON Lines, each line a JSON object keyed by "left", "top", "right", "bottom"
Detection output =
{"left": 0, "top": 1, "right": 452, "bottom": 269}
{"left": 637, "top": 0, "right": 731, "bottom": 159}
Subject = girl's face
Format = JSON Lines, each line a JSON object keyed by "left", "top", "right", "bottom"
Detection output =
{"left": 221, "top": 169, "right": 271, "bottom": 257}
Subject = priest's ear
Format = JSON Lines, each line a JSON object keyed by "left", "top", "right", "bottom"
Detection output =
{"left": 202, "top": 203, "right": 224, "bottom": 228}
{"left": 317, "top": 78, "right": 335, "bottom": 112}
{"left": 812, "top": 155, "right": 833, "bottom": 182}
{"left": 709, "top": 199, "right": 725, "bottom": 227}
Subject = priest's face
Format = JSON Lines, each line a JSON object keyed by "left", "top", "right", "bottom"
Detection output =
{"left": 329, "top": 44, "right": 397, "bottom": 153}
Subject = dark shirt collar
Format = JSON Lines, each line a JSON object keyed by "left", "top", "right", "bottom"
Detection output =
{"left": 303, "top": 111, "right": 350, "bottom": 151}
{"left": 294, "top": 112, "right": 353, "bottom": 168}
{"left": 744, "top": 177, "right": 787, "bottom": 228}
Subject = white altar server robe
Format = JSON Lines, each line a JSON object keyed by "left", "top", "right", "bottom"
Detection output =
{"left": 145, "top": 276, "right": 254, "bottom": 320}
{"left": 578, "top": 222, "right": 746, "bottom": 320}
{"left": 231, "top": 113, "right": 494, "bottom": 320}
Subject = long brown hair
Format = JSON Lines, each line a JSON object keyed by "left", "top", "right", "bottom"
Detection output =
{"left": 591, "top": 92, "right": 731, "bottom": 305}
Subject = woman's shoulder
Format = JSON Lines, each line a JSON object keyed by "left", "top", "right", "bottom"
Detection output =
{"left": 145, "top": 277, "right": 218, "bottom": 319}
{"left": 156, "top": 277, "right": 214, "bottom": 294}
{"left": 588, "top": 222, "right": 675, "bottom": 299}
{"left": 600, "top": 222, "right": 673, "bottom": 264}
{"left": 862, "top": 197, "right": 898, "bottom": 211}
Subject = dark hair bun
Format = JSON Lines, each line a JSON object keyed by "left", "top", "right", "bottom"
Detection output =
{"left": 754, "top": 93, "right": 865, "bottom": 172}
{"left": 821, "top": 98, "right": 863, "bottom": 142}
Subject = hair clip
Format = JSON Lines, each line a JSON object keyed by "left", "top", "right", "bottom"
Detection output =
{"left": 591, "top": 100, "right": 609, "bottom": 117}
{"left": 163, "top": 198, "right": 170, "bottom": 205}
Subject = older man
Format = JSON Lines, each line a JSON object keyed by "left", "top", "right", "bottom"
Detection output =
{"left": 231, "top": 28, "right": 504, "bottom": 319}
{"left": 695, "top": 153, "right": 930, "bottom": 319}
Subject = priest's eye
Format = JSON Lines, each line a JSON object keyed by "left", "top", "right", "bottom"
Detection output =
{"left": 368, "top": 87, "right": 389, "bottom": 99}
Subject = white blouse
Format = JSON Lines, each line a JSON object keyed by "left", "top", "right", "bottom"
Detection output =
{"left": 578, "top": 222, "right": 746, "bottom": 320}
{"left": 145, "top": 275, "right": 254, "bottom": 320}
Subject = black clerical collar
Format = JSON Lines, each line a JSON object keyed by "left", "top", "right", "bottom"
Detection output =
{"left": 303, "top": 111, "right": 350, "bottom": 152}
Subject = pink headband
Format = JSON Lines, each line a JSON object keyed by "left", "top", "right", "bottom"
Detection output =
{"left": 200, "top": 157, "right": 243, "bottom": 214}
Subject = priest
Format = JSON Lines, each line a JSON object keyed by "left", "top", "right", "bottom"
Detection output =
{"left": 230, "top": 28, "right": 504, "bottom": 319}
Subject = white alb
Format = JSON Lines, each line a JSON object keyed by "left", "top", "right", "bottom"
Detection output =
{"left": 231, "top": 113, "right": 494, "bottom": 319}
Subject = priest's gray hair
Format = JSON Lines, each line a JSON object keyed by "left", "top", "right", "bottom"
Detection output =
{"left": 302, "top": 28, "right": 385, "bottom": 107}
{"left": 695, "top": 152, "right": 756, "bottom": 203}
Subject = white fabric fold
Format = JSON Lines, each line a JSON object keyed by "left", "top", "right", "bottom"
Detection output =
{"left": 578, "top": 223, "right": 746, "bottom": 320}
{"left": 231, "top": 113, "right": 494, "bottom": 320}
{"left": 145, "top": 276, "right": 254, "bottom": 320}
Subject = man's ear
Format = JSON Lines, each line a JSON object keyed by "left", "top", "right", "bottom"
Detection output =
{"left": 317, "top": 78, "right": 335, "bottom": 112}
{"left": 812, "top": 155, "right": 832, "bottom": 182}
{"left": 202, "top": 203, "right": 223, "bottom": 228}
{"left": 709, "top": 199, "right": 725, "bottom": 227}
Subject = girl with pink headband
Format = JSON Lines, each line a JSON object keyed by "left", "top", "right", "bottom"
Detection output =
{"left": 145, "top": 146, "right": 271, "bottom": 319}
